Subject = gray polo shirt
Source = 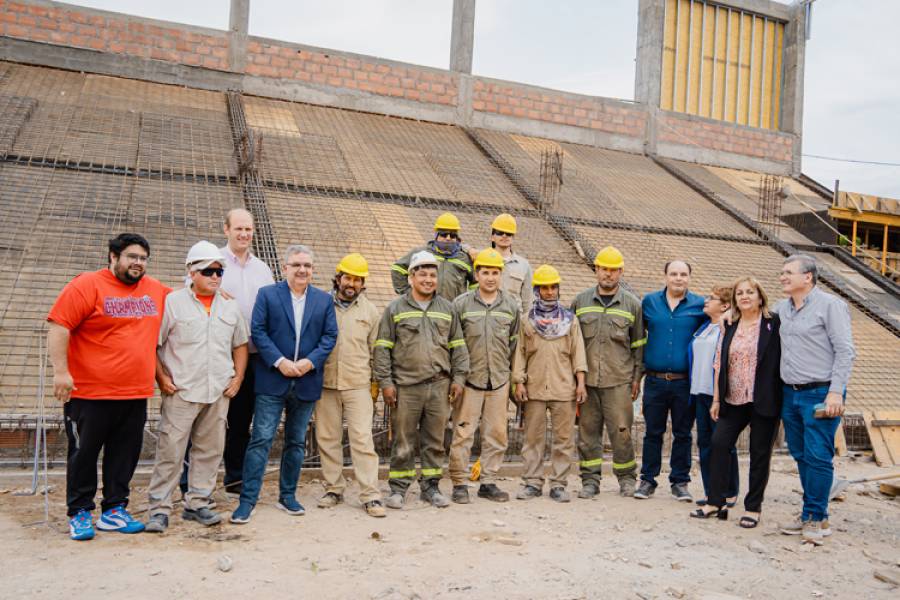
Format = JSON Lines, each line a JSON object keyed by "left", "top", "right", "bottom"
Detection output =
{"left": 773, "top": 286, "right": 856, "bottom": 395}
{"left": 157, "top": 287, "right": 250, "bottom": 404}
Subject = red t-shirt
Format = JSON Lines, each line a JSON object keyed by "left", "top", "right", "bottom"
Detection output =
{"left": 47, "top": 269, "right": 172, "bottom": 400}
{"left": 197, "top": 292, "right": 214, "bottom": 315}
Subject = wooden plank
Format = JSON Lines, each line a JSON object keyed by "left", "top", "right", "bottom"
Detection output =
{"left": 834, "top": 424, "right": 848, "bottom": 457}
{"left": 876, "top": 410, "right": 900, "bottom": 466}
{"left": 863, "top": 410, "right": 893, "bottom": 467}
{"left": 879, "top": 482, "right": 900, "bottom": 497}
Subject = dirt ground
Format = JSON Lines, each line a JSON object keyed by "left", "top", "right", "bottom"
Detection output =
{"left": 0, "top": 454, "right": 898, "bottom": 600}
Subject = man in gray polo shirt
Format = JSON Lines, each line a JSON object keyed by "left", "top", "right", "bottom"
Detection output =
{"left": 775, "top": 254, "right": 855, "bottom": 544}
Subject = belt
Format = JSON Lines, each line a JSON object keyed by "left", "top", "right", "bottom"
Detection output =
{"left": 788, "top": 381, "right": 830, "bottom": 391}
{"left": 422, "top": 372, "right": 449, "bottom": 384}
{"left": 646, "top": 371, "right": 688, "bottom": 381}
{"left": 465, "top": 381, "right": 502, "bottom": 392}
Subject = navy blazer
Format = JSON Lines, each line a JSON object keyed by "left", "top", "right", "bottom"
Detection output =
{"left": 716, "top": 313, "right": 783, "bottom": 418}
{"left": 251, "top": 281, "right": 338, "bottom": 400}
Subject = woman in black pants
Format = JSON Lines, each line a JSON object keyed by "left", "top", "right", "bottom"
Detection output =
{"left": 690, "top": 276, "right": 782, "bottom": 528}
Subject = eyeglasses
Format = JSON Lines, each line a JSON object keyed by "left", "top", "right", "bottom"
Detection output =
{"left": 705, "top": 295, "right": 722, "bottom": 302}
{"left": 124, "top": 253, "right": 149, "bottom": 263}
{"left": 198, "top": 267, "right": 224, "bottom": 277}
{"left": 491, "top": 230, "right": 513, "bottom": 237}
{"left": 436, "top": 231, "right": 459, "bottom": 240}
{"left": 286, "top": 262, "right": 313, "bottom": 269}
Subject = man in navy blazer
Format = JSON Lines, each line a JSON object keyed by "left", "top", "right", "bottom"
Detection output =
{"left": 231, "top": 244, "right": 338, "bottom": 524}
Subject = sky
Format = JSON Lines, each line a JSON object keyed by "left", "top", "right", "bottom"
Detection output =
{"left": 63, "top": 0, "right": 900, "bottom": 197}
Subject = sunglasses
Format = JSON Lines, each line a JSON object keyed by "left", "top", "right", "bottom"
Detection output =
{"left": 491, "top": 230, "right": 513, "bottom": 237}
{"left": 436, "top": 231, "right": 459, "bottom": 240}
{"left": 198, "top": 267, "right": 224, "bottom": 277}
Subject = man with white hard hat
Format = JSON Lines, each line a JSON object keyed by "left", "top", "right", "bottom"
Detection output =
{"left": 374, "top": 250, "right": 469, "bottom": 509}
{"left": 145, "top": 241, "right": 249, "bottom": 532}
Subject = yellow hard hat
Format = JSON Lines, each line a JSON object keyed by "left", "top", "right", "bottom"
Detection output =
{"left": 532, "top": 264, "right": 561, "bottom": 286}
{"left": 473, "top": 248, "right": 505, "bottom": 270}
{"left": 491, "top": 213, "right": 517, "bottom": 235}
{"left": 335, "top": 252, "right": 369, "bottom": 278}
{"left": 434, "top": 212, "right": 461, "bottom": 232}
{"left": 593, "top": 246, "right": 624, "bottom": 269}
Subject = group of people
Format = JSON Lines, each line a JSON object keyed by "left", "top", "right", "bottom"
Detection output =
{"left": 47, "top": 209, "right": 855, "bottom": 547}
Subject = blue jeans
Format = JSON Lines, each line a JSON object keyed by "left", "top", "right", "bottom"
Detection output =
{"left": 693, "top": 393, "right": 739, "bottom": 500}
{"left": 239, "top": 387, "right": 317, "bottom": 507}
{"left": 781, "top": 385, "right": 840, "bottom": 521}
{"left": 640, "top": 377, "right": 694, "bottom": 486}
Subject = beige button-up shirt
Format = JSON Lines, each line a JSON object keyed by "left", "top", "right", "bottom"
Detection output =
{"left": 322, "top": 293, "right": 380, "bottom": 391}
{"left": 512, "top": 318, "right": 587, "bottom": 402}
{"left": 157, "top": 287, "right": 249, "bottom": 404}
{"left": 501, "top": 252, "right": 533, "bottom": 315}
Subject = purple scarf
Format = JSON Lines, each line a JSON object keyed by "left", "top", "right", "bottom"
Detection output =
{"left": 527, "top": 288, "right": 574, "bottom": 339}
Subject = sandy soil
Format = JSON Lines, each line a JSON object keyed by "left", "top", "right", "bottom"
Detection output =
{"left": 1, "top": 455, "right": 898, "bottom": 600}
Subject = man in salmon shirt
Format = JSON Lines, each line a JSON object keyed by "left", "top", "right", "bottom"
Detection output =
{"left": 48, "top": 233, "right": 171, "bottom": 541}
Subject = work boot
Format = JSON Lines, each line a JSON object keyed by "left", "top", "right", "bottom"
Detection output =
{"left": 671, "top": 483, "right": 693, "bottom": 502}
{"left": 363, "top": 499, "right": 387, "bottom": 518}
{"left": 578, "top": 482, "right": 599, "bottom": 499}
{"left": 618, "top": 478, "right": 636, "bottom": 497}
{"left": 384, "top": 492, "right": 405, "bottom": 510}
{"left": 452, "top": 485, "right": 470, "bottom": 504}
{"left": 477, "top": 483, "right": 510, "bottom": 503}
{"left": 144, "top": 513, "right": 169, "bottom": 533}
{"left": 516, "top": 485, "right": 542, "bottom": 500}
{"left": 183, "top": 506, "right": 222, "bottom": 526}
{"left": 317, "top": 492, "right": 342, "bottom": 509}
{"left": 421, "top": 485, "right": 450, "bottom": 508}
{"left": 633, "top": 480, "right": 655, "bottom": 499}
{"left": 549, "top": 487, "right": 571, "bottom": 503}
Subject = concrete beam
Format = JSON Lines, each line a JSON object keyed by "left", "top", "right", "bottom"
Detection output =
{"left": 229, "top": 0, "right": 251, "bottom": 73}
{"left": 782, "top": 2, "right": 807, "bottom": 177}
{"left": 449, "top": 0, "right": 476, "bottom": 74}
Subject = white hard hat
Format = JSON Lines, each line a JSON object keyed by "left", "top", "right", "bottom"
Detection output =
{"left": 409, "top": 250, "right": 439, "bottom": 272}
{"left": 185, "top": 240, "right": 225, "bottom": 271}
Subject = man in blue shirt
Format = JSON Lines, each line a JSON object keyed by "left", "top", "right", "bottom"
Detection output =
{"left": 634, "top": 260, "right": 705, "bottom": 501}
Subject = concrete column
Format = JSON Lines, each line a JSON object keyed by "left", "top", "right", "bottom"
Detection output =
{"left": 449, "top": 0, "right": 476, "bottom": 74}
{"left": 634, "top": 0, "right": 665, "bottom": 156}
{"left": 782, "top": 2, "right": 808, "bottom": 177}
{"left": 228, "top": 0, "right": 251, "bottom": 73}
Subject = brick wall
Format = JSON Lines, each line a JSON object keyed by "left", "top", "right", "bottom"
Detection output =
{"left": 472, "top": 78, "right": 646, "bottom": 138}
{"left": 658, "top": 111, "right": 794, "bottom": 164}
{"left": 0, "top": 0, "right": 230, "bottom": 70}
{"left": 245, "top": 39, "right": 458, "bottom": 107}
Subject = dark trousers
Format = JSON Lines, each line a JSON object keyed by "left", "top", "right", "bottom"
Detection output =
{"left": 64, "top": 398, "right": 147, "bottom": 517}
{"left": 640, "top": 377, "right": 693, "bottom": 487}
{"left": 223, "top": 367, "right": 256, "bottom": 490}
{"left": 708, "top": 402, "right": 779, "bottom": 512}
{"left": 693, "top": 393, "right": 739, "bottom": 499}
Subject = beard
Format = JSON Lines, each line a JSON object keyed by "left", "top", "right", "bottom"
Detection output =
{"left": 114, "top": 263, "right": 144, "bottom": 284}
{"left": 338, "top": 285, "right": 359, "bottom": 301}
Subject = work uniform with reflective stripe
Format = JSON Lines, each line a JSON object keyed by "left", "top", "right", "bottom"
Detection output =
{"left": 391, "top": 243, "right": 475, "bottom": 301}
{"left": 315, "top": 292, "right": 381, "bottom": 503}
{"left": 448, "top": 289, "right": 520, "bottom": 486}
{"left": 373, "top": 292, "right": 469, "bottom": 493}
{"left": 571, "top": 286, "right": 644, "bottom": 484}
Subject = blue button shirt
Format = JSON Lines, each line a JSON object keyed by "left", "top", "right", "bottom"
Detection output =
{"left": 642, "top": 288, "right": 706, "bottom": 374}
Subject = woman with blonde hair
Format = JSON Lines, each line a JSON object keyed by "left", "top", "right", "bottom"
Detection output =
{"left": 690, "top": 277, "right": 782, "bottom": 528}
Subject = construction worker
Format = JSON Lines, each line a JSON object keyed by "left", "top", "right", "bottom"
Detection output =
{"left": 315, "top": 253, "right": 385, "bottom": 518}
{"left": 374, "top": 251, "right": 470, "bottom": 509}
{"left": 391, "top": 212, "right": 474, "bottom": 301}
{"left": 571, "top": 246, "right": 644, "bottom": 498}
{"left": 512, "top": 265, "right": 587, "bottom": 502}
{"left": 490, "top": 213, "right": 533, "bottom": 315}
{"left": 449, "top": 249, "right": 520, "bottom": 504}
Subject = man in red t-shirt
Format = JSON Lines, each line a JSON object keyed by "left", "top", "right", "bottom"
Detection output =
{"left": 48, "top": 233, "right": 171, "bottom": 541}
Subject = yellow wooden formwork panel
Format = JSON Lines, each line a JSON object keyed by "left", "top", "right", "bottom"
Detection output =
{"left": 687, "top": 1, "right": 703, "bottom": 115}
{"left": 661, "top": 0, "right": 678, "bottom": 111}
{"left": 759, "top": 19, "right": 776, "bottom": 129}
{"left": 674, "top": 0, "right": 691, "bottom": 113}
{"left": 771, "top": 23, "right": 784, "bottom": 130}
{"left": 748, "top": 16, "right": 764, "bottom": 127}
{"left": 712, "top": 6, "right": 728, "bottom": 121}
{"left": 697, "top": 2, "right": 716, "bottom": 118}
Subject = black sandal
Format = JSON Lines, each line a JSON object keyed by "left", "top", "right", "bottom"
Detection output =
{"left": 690, "top": 507, "right": 728, "bottom": 520}
{"left": 739, "top": 515, "right": 759, "bottom": 528}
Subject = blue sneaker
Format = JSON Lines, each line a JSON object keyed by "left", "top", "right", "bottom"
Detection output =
{"left": 229, "top": 502, "right": 254, "bottom": 524}
{"left": 275, "top": 496, "right": 305, "bottom": 516}
{"left": 69, "top": 510, "right": 95, "bottom": 541}
{"left": 97, "top": 505, "right": 145, "bottom": 534}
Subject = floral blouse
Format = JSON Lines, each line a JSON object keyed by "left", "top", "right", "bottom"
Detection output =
{"left": 714, "top": 317, "right": 761, "bottom": 406}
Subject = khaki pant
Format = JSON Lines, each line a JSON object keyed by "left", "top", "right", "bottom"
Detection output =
{"left": 388, "top": 378, "right": 451, "bottom": 493}
{"left": 148, "top": 394, "right": 229, "bottom": 515}
{"left": 577, "top": 384, "right": 636, "bottom": 484}
{"left": 521, "top": 400, "right": 576, "bottom": 489}
{"left": 449, "top": 383, "right": 510, "bottom": 486}
{"left": 314, "top": 387, "right": 381, "bottom": 503}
